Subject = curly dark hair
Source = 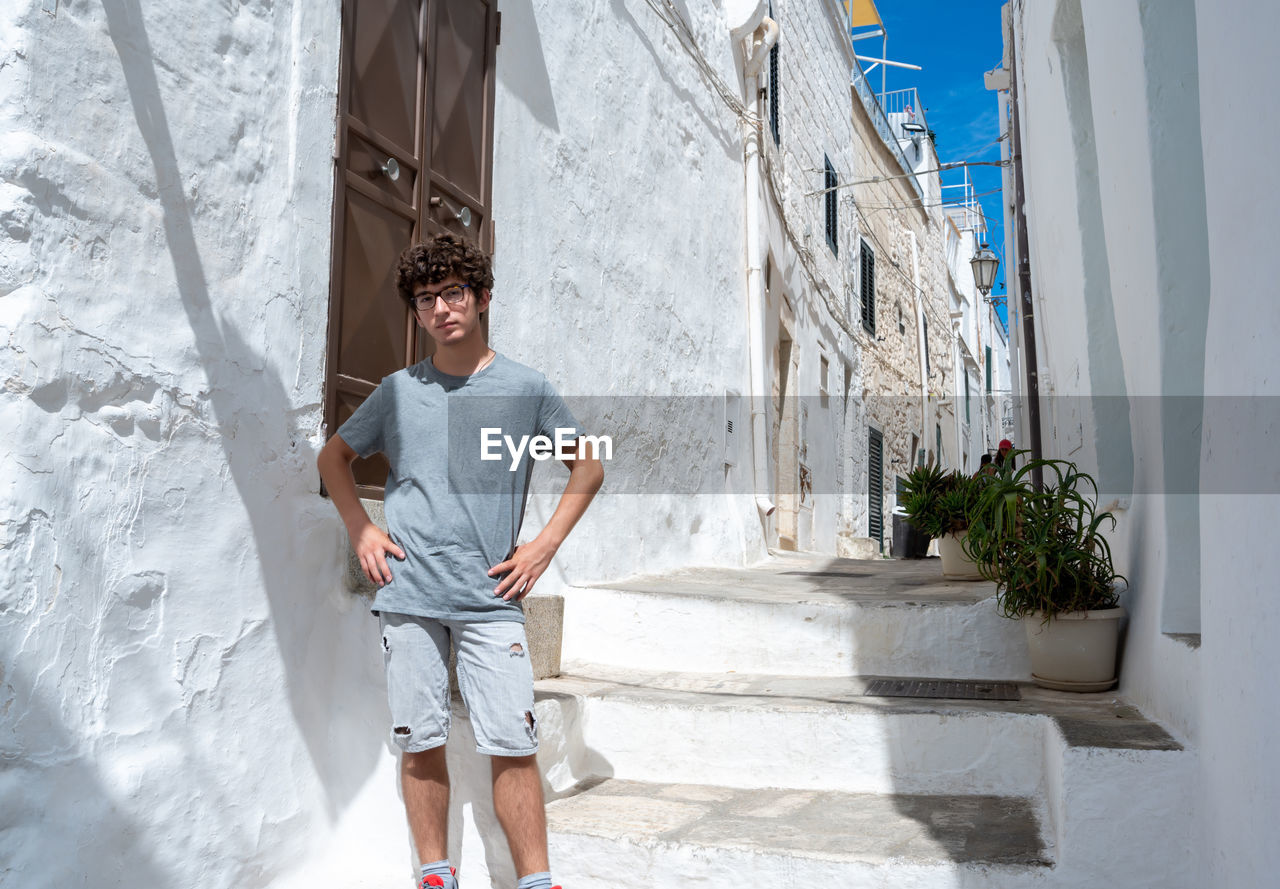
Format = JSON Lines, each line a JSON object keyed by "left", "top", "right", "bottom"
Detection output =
{"left": 395, "top": 232, "right": 494, "bottom": 304}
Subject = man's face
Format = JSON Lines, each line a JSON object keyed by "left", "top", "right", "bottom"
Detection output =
{"left": 412, "top": 275, "right": 489, "bottom": 346}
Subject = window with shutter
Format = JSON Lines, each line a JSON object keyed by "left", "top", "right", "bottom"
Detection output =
{"left": 325, "top": 0, "right": 500, "bottom": 497}
{"left": 867, "top": 427, "right": 884, "bottom": 546}
{"left": 769, "top": 32, "right": 780, "bottom": 144}
{"left": 986, "top": 345, "right": 992, "bottom": 392}
{"left": 859, "top": 240, "right": 875, "bottom": 334}
{"left": 923, "top": 314, "right": 930, "bottom": 374}
{"left": 824, "top": 155, "right": 838, "bottom": 255}
{"left": 964, "top": 371, "right": 970, "bottom": 423}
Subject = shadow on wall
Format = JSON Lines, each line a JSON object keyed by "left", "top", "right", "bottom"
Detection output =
{"left": 1139, "top": 0, "right": 1209, "bottom": 637}
{"left": 495, "top": 0, "right": 560, "bottom": 132}
{"left": 0, "top": 664, "right": 176, "bottom": 886}
{"left": 98, "top": 0, "right": 388, "bottom": 871}
{"left": 608, "top": 0, "right": 741, "bottom": 160}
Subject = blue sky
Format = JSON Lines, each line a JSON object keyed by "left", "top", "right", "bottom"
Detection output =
{"left": 868, "top": 0, "right": 1009, "bottom": 320}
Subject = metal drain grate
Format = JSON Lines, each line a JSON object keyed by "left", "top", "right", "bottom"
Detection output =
{"left": 865, "top": 679, "right": 1021, "bottom": 701}
{"left": 779, "top": 570, "right": 871, "bottom": 579}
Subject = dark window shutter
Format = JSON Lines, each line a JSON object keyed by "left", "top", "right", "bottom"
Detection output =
{"left": 923, "top": 314, "right": 930, "bottom": 373}
{"left": 986, "top": 345, "right": 993, "bottom": 392}
{"left": 769, "top": 41, "right": 780, "bottom": 145}
{"left": 868, "top": 428, "right": 883, "bottom": 546}
{"left": 824, "top": 156, "right": 838, "bottom": 255}
{"left": 964, "top": 371, "right": 970, "bottom": 423}
{"left": 325, "top": 0, "right": 499, "bottom": 497}
{"left": 860, "top": 241, "right": 875, "bottom": 334}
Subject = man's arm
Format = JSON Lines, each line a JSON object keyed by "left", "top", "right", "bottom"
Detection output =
{"left": 317, "top": 434, "right": 406, "bottom": 586}
{"left": 489, "top": 437, "right": 604, "bottom": 601}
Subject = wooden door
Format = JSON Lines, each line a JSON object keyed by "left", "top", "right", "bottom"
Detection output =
{"left": 325, "top": 0, "right": 499, "bottom": 496}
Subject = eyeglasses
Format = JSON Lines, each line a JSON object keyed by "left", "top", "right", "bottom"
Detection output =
{"left": 412, "top": 284, "right": 472, "bottom": 311}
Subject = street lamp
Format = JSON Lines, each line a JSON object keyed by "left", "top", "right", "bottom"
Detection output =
{"left": 969, "top": 244, "right": 1000, "bottom": 299}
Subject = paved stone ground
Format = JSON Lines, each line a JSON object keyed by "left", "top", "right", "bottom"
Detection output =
{"left": 547, "top": 778, "right": 1051, "bottom": 867}
{"left": 595, "top": 550, "right": 998, "bottom": 605}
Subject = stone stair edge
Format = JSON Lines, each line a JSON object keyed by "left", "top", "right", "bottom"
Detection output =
{"left": 536, "top": 667, "right": 1185, "bottom": 753}
{"left": 562, "top": 583, "right": 995, "bottom": 609}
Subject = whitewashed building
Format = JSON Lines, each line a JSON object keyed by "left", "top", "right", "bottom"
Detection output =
{"left": 999, "top": 0, "right": 1279, "bottom": 885}
{"left": 0, "top": 1, "right": 964, "bottom": 887}
{"left": 943, "top": 190, "right": 1009, "bottom": 471}
{"left": 848, "top": 69, "right": 959, "bottom": 552}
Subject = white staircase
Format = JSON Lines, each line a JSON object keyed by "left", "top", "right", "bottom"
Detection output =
{"left": 531, "top": 553, "right": 1196, "bottom": 889}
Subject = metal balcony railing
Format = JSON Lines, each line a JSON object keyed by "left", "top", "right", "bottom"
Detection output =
{"left": 850, "top": 64, "right": 924, "bottom": 199}
{"left": 878, "top": 87, "right": 929, "bottom": 140}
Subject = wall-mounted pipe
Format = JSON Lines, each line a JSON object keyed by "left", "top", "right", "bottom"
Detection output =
{"left": 740, "top": 15, "right": 780, "bottom": 522}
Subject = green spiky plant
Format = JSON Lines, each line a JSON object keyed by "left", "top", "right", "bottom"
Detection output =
{"left": 898, "top": 461, "right": 951, "bottom": 539}
{"left": 900, "top": 463, "right": 987, "bottom": 539}
{"left": 962, "top": 452, "right": 1125, "bottom": 621}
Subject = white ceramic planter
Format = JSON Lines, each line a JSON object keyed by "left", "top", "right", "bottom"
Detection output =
{"left": 937, "top": 530, "right": 983, "bottom": 579}
{"left": 1024, "top": 607, "right": 1126, "bottom": 692}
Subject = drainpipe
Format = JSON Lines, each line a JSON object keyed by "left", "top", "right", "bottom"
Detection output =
{"left": 996, "top": 80, "right": 1023, "bottom": 452}
{"left": 737, "top": 13, "right": 780, "bottom": 522}
{"left": 1007, "top": 10, "right": 1044, "bottom": 489}
{"left": 952, "top": 313, "right": 965, "bottom": 469}
{"left": 909, "top": 231, "right": 929, "bottom": 460}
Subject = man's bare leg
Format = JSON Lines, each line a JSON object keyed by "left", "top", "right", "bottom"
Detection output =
{"left": 492, "top": 753, "right": 550, "bottom": 877}
{"left": 403, "top": 746, "right": 450, "bottom": 863}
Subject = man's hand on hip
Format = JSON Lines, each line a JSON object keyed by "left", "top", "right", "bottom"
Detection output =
{"left": 489, "top": 535, "right": 558, "bottom": 602}
{"left": 352, "top": 522, "right": 406, "bottom": 587}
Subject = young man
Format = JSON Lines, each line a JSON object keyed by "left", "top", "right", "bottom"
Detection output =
{"left": 317, "top": 233, "right": 603, "bottom": 889}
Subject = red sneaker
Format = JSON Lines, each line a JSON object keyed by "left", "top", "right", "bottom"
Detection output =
{"left": 419, "top": 866, "right": 457, "bottom": 889}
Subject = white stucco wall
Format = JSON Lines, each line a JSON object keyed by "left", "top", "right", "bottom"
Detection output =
{"left": 0, "top": 0, "right": 986, "bottom": 885}
{"left": 0, "top": 1, "right": 882, "bottom": 886}
{"left": 1009, "top": 0, "right": 1280, "bottom": 884}
{"left": 0, "top": 2, "right": 370, "bottom": 888}
{"left": 1011, "top": 0, "right": 1205, "bottom": 742}
{"left": 1194, "top": 2, "right": 1280, "bottom": 886}
{"left": 489, "top": 0, "right": 770, "bottom": 575}
{"left": 758, "top": 0, "right": 866, "bottom": 553}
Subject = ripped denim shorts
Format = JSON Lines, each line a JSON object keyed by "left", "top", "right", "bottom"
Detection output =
{"left": 379, "top": 612, "right": 538, "bottom": 756}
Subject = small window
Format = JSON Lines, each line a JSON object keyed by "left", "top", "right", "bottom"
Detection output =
{"left": 824, "top": 155, "right": 838, "bottom": 255}
{"left": 923, "top": 314, "right": 930, "bottom": 373}
{"left": 859, "top": 240, "right": 875, "bottom": 334}
{"left": 985, "top": 345, "right": 993, "bottom": 392}
{"left": 964, "top": 372, "right": 970, "bottom": 424}
{"left": 768, "top": 39, "right": 780, "bottom": 145}
{"left": 820, "top": 355, "right": 830, "bottom": 404}
{"left": 897, "top": 302, "right": 905, "bottom": 335}
{"left": 936, "top": 423, "right": 943, "bottom": 464}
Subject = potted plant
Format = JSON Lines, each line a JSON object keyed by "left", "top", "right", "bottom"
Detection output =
{"left": 962, "top": 453, "right": 1127, "bottom": 691}
{"left": 894, "top": 462, "right": 944, "bottom": 558}
{"left": 899, "top": 464, "right": 986, "bottom": 578}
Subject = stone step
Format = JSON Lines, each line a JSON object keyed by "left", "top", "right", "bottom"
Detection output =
{"left": 532, "top": 668, "right": 1197, "bottom": 888}
{"left": 546, "top": 778, "right": 1053, "bottom": 889}
{"left": 537, "top": 667, "right": 1182, "bottom": 798}
{"left": 563, "top": 554, "right": 1030, "bottom": 679}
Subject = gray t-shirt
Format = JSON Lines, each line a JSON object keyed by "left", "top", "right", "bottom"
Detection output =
{"left": 336, "top": 353, "right": 580, "bottom": 622}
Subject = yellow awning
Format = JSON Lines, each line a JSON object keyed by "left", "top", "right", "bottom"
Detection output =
{"left": 845, "top": 0, "right": 882, "bottom": 28}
